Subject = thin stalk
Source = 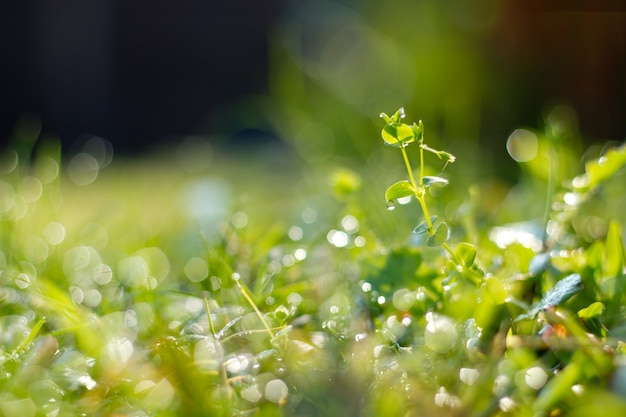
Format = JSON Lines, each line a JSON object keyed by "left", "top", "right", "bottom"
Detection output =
{"left": 542, "top": 142, "right": 558, "bottom": 249}
{"left": 204, "top": 297, "right": 217, "bottom": 339}
{"left": 234, "top": 278, "right": 276, "bottom": 339}
{"left": 401, "top": 145, "right": 418, "bottom": 190}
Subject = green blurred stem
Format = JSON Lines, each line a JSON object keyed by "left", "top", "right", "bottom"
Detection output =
{"left": 234, "top": 279, "right": 275, "bottom": 339}
{"left": 542, "top": 141, "right": 558, "bottom": 248}
{"left": 204, "top": 298, "right": 217, "bottom": 338}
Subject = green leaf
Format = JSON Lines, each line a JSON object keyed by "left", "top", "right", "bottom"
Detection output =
{"left": 379, "top": 107, "right": 405, "bottom": 124}
{"left": 413, "top": 216, "right": 437, "bottom": 234}
{"left": 574, "top": 143, "right": 626, "bottom": 191}
{"left": 484, "top": 277, "right": 507, "bottom": 305}
{"left": 385, "top": 180, "right": 415, "bottom": 206}
{"left": 381, "top": 123, "right": 416, "bottom": 147}
{"left": 604, "top": 220, "right": 624, "bottom": 279}
{"left": 456, "top": 242, "right": 476, "bottom": 267}
{"left": 578, "top": 302, "right": 605, "bottom": 319}
{"left": 422, "top": 176, "right": 449, "bottom": 188}
{"left": 426, "top": 222, "right": 450, "bottom": 247}
{"left": 411, "top": 121, "right": 424, "bottom": 143}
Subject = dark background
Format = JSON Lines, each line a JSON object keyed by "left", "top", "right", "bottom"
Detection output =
{"left": 1, "top": 0, "right": 625, "bottom": 156}
{"left": 0, "top": 0, "right": 286, "bottom": 154}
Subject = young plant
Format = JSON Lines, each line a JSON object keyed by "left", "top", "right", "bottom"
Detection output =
{"left": 380, "top": 108, "right": 480, "bottom": 279}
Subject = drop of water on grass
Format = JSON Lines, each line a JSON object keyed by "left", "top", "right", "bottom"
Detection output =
{"left": 287, "top": 292, "right": 303, "bottom": 306}
{"left": 230, "top": 211, "right": 248, "bottom": 228}
{"left": 341, "top": 214, "right": 359, "bottom": 233}
{"left": 18, "top": 176, "right": 43, "bottom": 203}
{"left": 524, "top": 366, "right": 547, "bottom": 390}
{"left": 293, "top": 248, "right": 307, "bottom": 261}
{"left": 15, "top": 273, "right": 31, "bottom": 289}
{"left": 288, "top": 226, "right": 303, "bottom": 241}
{"left": 499, "top": 396, "right": 516, "bottom": 412}
{"left": 184, "top": 257, "right": 209, "bottom": 282}
{"left": 70, "top": 286, "right": 84, "bottom": 304}
{"left": 93, "top": 263, "right": 113, "bottom": 285}
{"left": 103, "top": 337, "right": 134, "bottom": 367}
{"left": 506, "top": 129, "right": 538, "bottom": 162}
{"left": 361, "top": 282, "right": 372, "bottom": 292}
{"left": 224, "top": 353, "right": 258, "bottom": 376}
{"left": 241, "top": 384, "right": 263, "bottom": 403}
{"left": 354, "top": 333, "right": 367, "bottom": 342}
{"left": 36, "top": 156, "right": 59, "bottom": 184}
{"left": 327, "top": 229, "right": 349, "bottom": 247}
{"left": 264, "top": 379, "right": 288, "bottom": 404}
{"left": 118, "top": 256, "right": 150, "bottom": 288}
{"left": 282, "top": 254, "right": 296, "bottom": 267}
{"left": 43, "top": 221, "right": 66, "bottom": 245}
{"left": 83, "top": 289, "right": 102, "bottom": 307}
{"left": 301, "top": 207, "right": 317, "bottom": 224}
{"left": 459, "top": 368, "right": 480, "bottom": 385}
{"left": 68, "top": 153, "right": 99, "bottom": 186}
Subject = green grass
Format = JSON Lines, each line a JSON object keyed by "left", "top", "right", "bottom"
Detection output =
{"left": 1, "top": 119, "right": 626, "bottom": 416}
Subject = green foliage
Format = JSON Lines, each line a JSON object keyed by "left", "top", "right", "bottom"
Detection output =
{"left": 0, "top": 110, "right": 625, "bottom": 417}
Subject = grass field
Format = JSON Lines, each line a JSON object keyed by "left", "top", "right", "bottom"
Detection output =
{"left": 1, "top": 117, "right": 626, "bottom": 416}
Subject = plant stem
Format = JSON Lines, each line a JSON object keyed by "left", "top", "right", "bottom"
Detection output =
{"left": 401, "top": 145, "right": 418, "bottom": 191}
{"left": 234, "top": 278, "right": 276, "bottom": 339}
{"left": 204, "top": 297, "right": 217, "bottom": 339}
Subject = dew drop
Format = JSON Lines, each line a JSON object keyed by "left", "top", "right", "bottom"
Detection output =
{"left": 293, "top": 248, "right": 307, "bottom": 261}
{"left": 18, "top": 176, "right": 43, "bottom": 203}
{"left": 301, "top": 207, "right": 317, "bottom": 224}
{"left": 264, "top": 379, "right": 288, "bottom": 404}
{"left": 327, "top": 229, "right": 349, "bottom": 248}
{"left": 506, "top": 129, "right": 538, "bottom": 162}
{"left": 15, "top": 273, "right": 31, "bottom": 289}
{"left": 524, "top": 366, "right": 547, "bottom": 390}
{"left": 44, "top": 221, "right": 66, "bottom": 245}
{"left": 68, "top": 153, "right": 99, "bottom": 186}
{"left": 341, "top": 214, "right": 359, "bottom": 234}
{"left": 184, "top": 257, "right": 209, "bottom": 282}
{"left": 230, "top": 211, "right": 248, "bottom": 228}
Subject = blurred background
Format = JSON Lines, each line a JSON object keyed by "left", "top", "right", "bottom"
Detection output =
{"left": 1, "top": 0, "right": 625, "bottom": 179}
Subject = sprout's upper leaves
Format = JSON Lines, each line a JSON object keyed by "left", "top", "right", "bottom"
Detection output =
{"left": 379, "top": 108, "right": 405, "bottom": 124}
{"left": 385, "top": 180, "right": 415, "bottom": 206}
{"left": 426, "top": 222, "right": 450, "bottom": 247}
{"left": 380, "top": 108, "right": 417, "bottom": 148}
{"left": 381, "top": 123, "right": 416, "bottom": 148}
{"left": 422, "top": 176, "right": 449, "bottom": 188}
